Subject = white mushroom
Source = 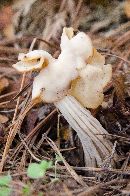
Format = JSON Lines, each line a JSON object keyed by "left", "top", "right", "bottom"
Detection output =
{"left": 12, "top": 27, "right": 114, "bottom": 167}
{"left": 13, "top": 50, "right": 54, "bottom": 72}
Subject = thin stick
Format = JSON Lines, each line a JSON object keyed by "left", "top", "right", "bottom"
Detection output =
{"left": 0, "top": 91, "right": 17, "bottom": 100}
{"left": 9, "top": 108, "right": 57, "bottom": 162}
{"left": 46, "top": 136, "right": 86, "bottom": 186}
{"left": 18, "top": 133, "right": 41, "bottom": 162}
{"left": 0, "top": 38, "right": 37, "bottom": 172}
{"left": 12, "top": 73, "right": 26, "bottom": 123}
{"left": 78, "top": 179, "right": 129, "bottom": 196}
{"left": 72, "top": 0, "right": 83, "bottom": 29}
{"left": 0, "top": 101, "right": 34, "bottom": 172}
{"left": 73, "top": 167, "right": 130, "bottom": 175}
{"left": 0, "top": 57, "right": 16, "bottom": 62}
{"left": 37, "top": 38, "right": 59, "bottom": 50}
{"left": 102, "top": 52, "right": 130, "bottom": 64}
{"left": 57, "top": 114, "right": 61, "bottom": 149}
{"left": 29, "top": 38, "right": 37, "bottom": 52}
{"left": 0, "top": 45, "right": 27, "bottom": 54}
{"left": 0, "top": 100, "right": 11, "bottom": 106}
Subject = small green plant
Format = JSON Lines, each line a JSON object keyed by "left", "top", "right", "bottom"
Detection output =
{"left": 0, "top": 175, "right": 12, "bottom": 196}
{"left": 54, "top": 154, "right": 63, "bottom": 180}
{"left": 22, "top": 184, "right": 31, "bottom": 196}
{"left": 27, "top": 160, "right": 53, "bottom": 179}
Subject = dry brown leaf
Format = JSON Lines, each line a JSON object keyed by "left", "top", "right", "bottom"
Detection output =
{"left": 0, "top": 114, "right": 8, "bottom": 124}
{"left": 124, "top": 0, "right": 130, "bottom": 18}
{"left": 3, "top": 24, "right": 15, "bottom": 39}
{"left": 60, "top": 127, "right": 70, "bottom": 141}
{"left": 0, "top": 77, "right": 9, "bottom": 93}
{"left": 0, "top": 6, "right": 14, "bottom": 39}
{"left": 0, "top": 6, "right": 13, "bottom": 30}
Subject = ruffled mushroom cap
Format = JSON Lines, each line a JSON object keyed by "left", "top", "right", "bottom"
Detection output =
{"left": 32, "top": 50, "right": 79, "bottom": 103}
{"left": 12, "top": 27, "right": 112, "bottom": 108}
{"left": 61, "top": 27, "right": 93, "bottom": 61}
{"left": 70, "top": 49, "right": 112, "bottom": 108}
{"left": 13, "top": 50, "right": 54, "bottom": 72}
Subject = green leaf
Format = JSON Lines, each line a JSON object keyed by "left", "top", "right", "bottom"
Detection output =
{"left": 27, "top": 160, "right": 52, "bottom": 179}
{"left": 40, "top": 160, "right": 53, "bottom": 170}
{"left": 22, "top": 185, "right": 31, "bottom": 196}
{"left": 0, "top": 175, "right": 12, "bottom": 186}
{"left": 27, "top": 163, "right": 46, "bottom": 179}
{"left": 38, "top": 192, "right": 43, "bottom": 196}
{"left": 0, "top": 175, "right": 12, "bottom": 196}
{"left": 0, "top": 187, "right": 11, "bottom": 196}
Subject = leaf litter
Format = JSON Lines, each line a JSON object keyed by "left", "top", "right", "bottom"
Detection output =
{"left": 0, "top": 0, "right": 129, "bottom": 195}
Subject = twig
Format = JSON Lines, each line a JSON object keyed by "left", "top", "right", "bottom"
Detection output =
{"left": 78, "top": 179, "right": 129, "bottom": 196}
{"left": 12, "top": 73, "right": 26, "bottom": 123}
{"left": 112, "top": 30, "right": 130, "bottom": 51}
{"left": 57, "top": 114, "right": 61, "bottom": 149}
{"left": 18, "top": 133, "right": 41, "bottom": 162}
{"left": 72, "top": 167, "right": 130, "bottom": 176}
{"left": 0, "top": 101, "right": 34, "bottom": 172}
{"left": 11, "top": 82, "right": 32, "bottom": 102}
{"left": 0, "top": 46, "right": 27, "bottom": 54}
{"left": 0, "top": 35, "right": 59, "bottom": 50}
{"left": 0, "top": 38, "right": 37, "bottom": 172}
{"left": 0, "top": 57, "right": 16, "bottom": 62}
{"left": 0, "top": 100, "right": 11, "bottom": 106}
{"left": 101, "top": 52, "right": 130, "bottom": 64}
{"left": 37, "top": 38, "right": 59, "bottom": 50}
{"left": 72, "top": 0, "right": 84, "bottom": 29}
{"left": 0, "top": 91, "right": 17, "bottom": 100}
{"left": 9, "top": 109, "right": 57, "bottom": 162}
{"left": 45, "top": 136, "right": 86, "bottom": 186}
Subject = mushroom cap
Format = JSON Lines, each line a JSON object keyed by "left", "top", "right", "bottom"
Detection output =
{"left": 61, "top": 27, "right": 93, "bottom": 61}
{"left": 70, "top": 63, "right": 112, "bottom": 109}
{"left": 32, "top": 51, "right": 79, "bottom": 103}
{"left": 70, "top": 47, "right": 112, "bottom": 109}
{"left": 12, "top": 27, "right": 112, "bottom": 108}
{"left": 13, "top": 50, "right": 54, "bottom": 72}
{"left": 70, "top": 32, "right": 93, "bottom": 60}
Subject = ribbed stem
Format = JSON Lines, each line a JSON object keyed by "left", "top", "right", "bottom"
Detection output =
{"left": 55, "top": 95, "right": 113, "bottom": 167}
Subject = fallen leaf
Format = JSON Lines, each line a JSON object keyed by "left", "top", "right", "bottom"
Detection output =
{"left": 0, "top": 114, "right": 8, "bottom": 124}
{"left": 25, "top": 110, "right": 38, "bottom": 134}
{"left": 0, "top": 6, "right": 13, "bottom": 30}
{"left": 124, "top": 0, "right": 130, "bottom": 18}
{"left": 0, "top": 77, "right": 9, "bottom": 93}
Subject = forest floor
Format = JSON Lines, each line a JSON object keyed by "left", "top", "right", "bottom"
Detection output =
{"left": 0, "top": 0, "right": 129, "bottom": 195}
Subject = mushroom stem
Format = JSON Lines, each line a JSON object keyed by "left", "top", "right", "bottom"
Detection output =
{"left": 55, "top": 95, "right": 113, "bottom": 167}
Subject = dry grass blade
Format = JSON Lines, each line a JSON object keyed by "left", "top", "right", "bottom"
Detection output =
{"left": 11, "top": 82, "right": 32, "bottom": 101}
{"left": 0, "top": 45, "right": 27, "bottom": 54}
{"left": 0, "top": 38, "right": 37, "bottom": 172}
{"left": 0, "top": 101, "right": 34, "bottom": 172}
{"left": 77, "top": 179, "right": 129, "bottom": 196}
{"left": 73, "top": 166, "right": 130, "bottom": 176}
{"left": 10, "top": 108, "right": 57, "bottom": 162}
{"left": 0, "top": 100, "right": 11, "bottom": 107}
{"left": 37, "top": 37, "right": 59, "bottom": 50}
{"left": 18, "top": 133, "right": 41, "bottom": 162}
{"left": 0, "top": 73, "right": 26, "bottom": 172}
{"left": 0, "top": 57, "right": 16, "bottom": 62}
{"left": 0, "top": 91, "right": 17, "bottom": 100}
{"left": 72, "top": 0, "right": 83, "bottom": 29}
{"left": 102, "top": 52, "right": 130, "bottom": 64}
{"left": 45, "top": 136, "right": 86, "bottom": 186}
